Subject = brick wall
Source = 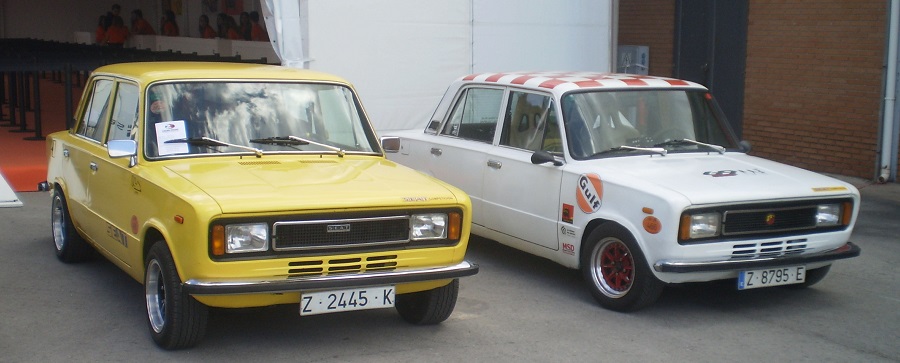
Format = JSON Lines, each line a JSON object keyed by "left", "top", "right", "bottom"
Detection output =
{"left": 619, "top": 1, "right": 893, "bottom": 181}
{"left": 617, "top": 1, "right": 674, "bottom": 77}
{"left": 743, "top": 1, "right": 888, "bottom": 180}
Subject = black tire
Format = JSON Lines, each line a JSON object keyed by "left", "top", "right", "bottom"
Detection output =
{"left": 51, "top": 189, "right": 93, "bottom": 263}
{"left": 581, "top": 223, "right": 664, "bottom": 312}
{"left": 785, "top": 265, "right": 831, "bottom": 289}
{"left": 145, "top": 242, "right": 208, "bottom": 350}
{"left": 395, "top": 279, "right": 459, "bottom": 325}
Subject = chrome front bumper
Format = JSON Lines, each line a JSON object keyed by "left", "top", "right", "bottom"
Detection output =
{"left": 653, "top": 242, "right": 860, "bottom": 273}
{"left": 182, "top": 261, "right": 479, "bottom": 295}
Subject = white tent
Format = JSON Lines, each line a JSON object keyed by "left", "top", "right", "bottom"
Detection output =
{"left": 263, "top": 0, "right": 615, "bottom": 131}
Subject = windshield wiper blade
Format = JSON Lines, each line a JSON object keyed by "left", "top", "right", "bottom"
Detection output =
{"left": 250, "top": 135, "right": 345, "bottom": 157}
{"left": 166, "top": 137, "right": 264, "bottom": 158}
{"left": 249, "top": 136, "right": 309, "bottom": 146}
{"left": 587, "top": 145, "right": 667, "bottom": 159}
{"left": 654, "top": 139, "right": 725, "bottom": 154}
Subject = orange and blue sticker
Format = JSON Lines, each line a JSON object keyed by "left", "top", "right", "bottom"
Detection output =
{"left": 576, "top": 173, "right": 603, "bottom": 213}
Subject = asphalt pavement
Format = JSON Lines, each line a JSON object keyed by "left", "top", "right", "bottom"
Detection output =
{"left": 0, "top": 176, "right": 898, "bottom": 362}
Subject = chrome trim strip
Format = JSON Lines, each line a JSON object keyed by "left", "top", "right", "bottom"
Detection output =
{"left": 272, "top": 215, "right": 411, "bottom": 251}
{"left": 653, "top": 242, "right": 860, "bottom": 273}
{"left": 182, "top": 261, "right": 479, "bottom": 295}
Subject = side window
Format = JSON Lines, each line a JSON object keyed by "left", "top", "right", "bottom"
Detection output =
{"left": 441, "top": 87, "right": 502, "bottom": 143}
{"left": 107, "top": 82, "right": 140, "bottom": 142}
{"left": 76, "top": 79, "right": 114, "bottom": 142}
{"left": 500, "top": 91, "right": 560, "bottom": 153}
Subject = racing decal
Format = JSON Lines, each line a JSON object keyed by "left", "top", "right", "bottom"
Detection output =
{"left": 812, "top": 186, "right": 848, "bottom": 192}
{"left": 642, "top": 216, "right": 661, "bottom": 234}
{"left": 576, "top": 174, "right": 603, "bottom": 213}
{"left": 562, "top": 243, "right": 576, "bottom": 255}
{"left": 560, "top": 226, "right": 576, "bottom": 238}
{"left": 703, "top": 168, "right": 766, "bottom": 177}
{"left": 561, "top": 203, "right": 574, "bottom": 224}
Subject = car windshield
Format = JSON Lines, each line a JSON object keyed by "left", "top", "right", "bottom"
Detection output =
{"left": 144, "top": 81, "right": 379, "bottom": 158}
{"left": 561, "top": 89, "right": 737, "bottom": 159}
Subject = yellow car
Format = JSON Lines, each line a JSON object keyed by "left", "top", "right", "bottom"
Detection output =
{"left": 44, "top": 62, "right": 478, "bottom": 349}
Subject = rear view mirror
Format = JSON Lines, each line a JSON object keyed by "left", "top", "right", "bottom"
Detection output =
{"left": 531, "top": 150, "right": 563, "bottom": 166}
{"left": 108, "top": 139, "right": 138, "bottom": 167}
{"left": 381, "top": 136, "right": 401, "bottom": 153}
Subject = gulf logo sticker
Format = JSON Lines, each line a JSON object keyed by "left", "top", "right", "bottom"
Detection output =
{"left": 576, "top": 174, "right": 603, "bottom": 213}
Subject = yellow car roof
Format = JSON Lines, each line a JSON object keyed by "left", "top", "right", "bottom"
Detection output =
{"left": 92, "top": 62, "right": 351, "bottom": 85}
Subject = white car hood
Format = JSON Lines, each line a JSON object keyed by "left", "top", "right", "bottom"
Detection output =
{"left": 595, "top": 153, "right": 856, "bottom": 205}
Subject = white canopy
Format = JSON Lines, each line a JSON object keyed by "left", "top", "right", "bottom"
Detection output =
{"left": 261, "top": 0, "right": 615, "bottom": 131}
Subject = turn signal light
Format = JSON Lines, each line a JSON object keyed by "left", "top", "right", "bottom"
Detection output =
{"left": 211, "top": 225, "right": 225, "bottom": 256}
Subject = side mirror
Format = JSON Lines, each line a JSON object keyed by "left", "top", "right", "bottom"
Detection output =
{"left": 739, "top": 140, "right": 752, "bottom": 153}
{"left": 108, "top": 139, "right": 138, "bottom": 167}
{"left": 531, "top": 150, "right": 563, "bottom": 166}
{"left": 381, "top": 136, "right": 401, "bottom": 153}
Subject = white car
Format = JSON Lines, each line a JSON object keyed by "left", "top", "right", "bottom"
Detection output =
{"left": 383, "top": 72, "right": 861, "bottom": 311}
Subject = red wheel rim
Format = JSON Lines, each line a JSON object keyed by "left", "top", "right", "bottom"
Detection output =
{"left": 599, "top": 241, "right": 634, "bottom": 292}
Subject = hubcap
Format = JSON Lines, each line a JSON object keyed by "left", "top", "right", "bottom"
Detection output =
{"left": 146, "top": 259, "right": 167, "bottom": 334}
{"left": 591, "top": 238, "right": 634, "bottom": 298}
{"left": 51, "top": 196, "right": 65, "bottom": 251}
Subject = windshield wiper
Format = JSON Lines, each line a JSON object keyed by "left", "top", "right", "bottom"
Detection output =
{"left": 249, "top": 136, "right": 309, "bottom": 146}
{"left": 653, "top": 139, "right": 725, "bottom": 154}
{"left": 166, "top": 137, "right": 264, "bottom": 158}
{"left": 251, "top": 135, "right": 345, "bottom": 157}
{"left": 587, "top": 145, "right": 667, "bottom": 159}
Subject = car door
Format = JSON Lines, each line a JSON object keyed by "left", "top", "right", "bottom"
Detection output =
{"left": 62, "top": 77, "right": 115, "bottom": 245}
{"left": 481, "top": 90, "right": 563, "bottom": 250}
{"left": 89, "top": 80, "right": 142, "bottom": 267}
{"left": 406, "top": 86, "right": 505, "bottom": 225}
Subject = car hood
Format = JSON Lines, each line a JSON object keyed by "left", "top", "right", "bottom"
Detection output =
{"left": 596, "top": 153, "right": 857, "bottom": 205}
{"left": 164, "top": 157, "right": 461, "bottom": 213}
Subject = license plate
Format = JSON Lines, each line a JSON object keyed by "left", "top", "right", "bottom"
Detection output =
{"left": 738, "top": 266, "right": 806, "bottom": 290}
{"left": 300, "top": 286, "right": 395, "bottom": 316}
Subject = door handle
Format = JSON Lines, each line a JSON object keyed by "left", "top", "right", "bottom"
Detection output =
{"left": 62, "top": 149, "right": 69, "bottom": 158}
{"left": 89, "top": 162, "right": 98, "bottom": 172}
{"left": 430, "top": 148, "right": 442, "bottom": 156}
{"left": 487, "top": 160, "right": 502, "bottom": 169}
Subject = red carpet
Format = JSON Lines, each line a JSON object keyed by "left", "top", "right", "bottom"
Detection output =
{"left": 0, "top": 77, "right": 79, "bottom": 192}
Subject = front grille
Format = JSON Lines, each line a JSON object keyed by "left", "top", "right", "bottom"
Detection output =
{"left": 723, "top": 205, "right": 817, "bottom": 236}
{"left": 731, "top": 238, "right": 808, "bottom": 259}
{"left": 273, "top": 216, "right": 410, "bottom": 251}
{"left": 286, "top": 254, "right": 399, "bottom": 277}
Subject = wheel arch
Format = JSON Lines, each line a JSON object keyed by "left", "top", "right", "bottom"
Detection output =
{"left": 578, "top": 217, "right": 647, "bottom": 270}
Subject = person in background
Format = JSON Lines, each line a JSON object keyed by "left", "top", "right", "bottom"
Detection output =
{"left": 131, "top": 9, "right": 156, "bottom": 35}
{"left": 111, "top": 3, "right": 121, "bottom": 18}
{"left": 217, "top": 13, "right": 241, "bottom": 40}
{"left": 95, "top": 14, "right": 110, "bottom": 44}
{"left": 249, "top": 11, "right": 268, "bottom": 42}
{"left": 198, "top": 14, "right": 216, "bottom": 39}
{"left": 239, "top": 12, "right": 251, "bottom": 40}
{"left": 104, "top": 15, "right": 129, "bottom": 47}
{"left": 161, "top": 10, "right": 179, "bottom": 37}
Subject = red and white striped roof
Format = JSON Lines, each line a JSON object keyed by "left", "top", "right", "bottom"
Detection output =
{"left": 460, "top": 72, "right": 706, "bottom": 93}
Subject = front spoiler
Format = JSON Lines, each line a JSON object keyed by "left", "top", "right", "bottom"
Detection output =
{"left": 182, "top": 261, "right": 479, "bottom": 295}
{"left": 653, "top": 242, "right": 860, "bottom": 273}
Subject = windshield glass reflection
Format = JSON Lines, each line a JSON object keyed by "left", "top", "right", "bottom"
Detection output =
{"left": 144, "top": 82, "right": 378, "bottom": 158}
{"left": 561, "top": 90, "right": 736, "bottom": 159}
